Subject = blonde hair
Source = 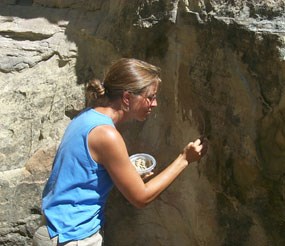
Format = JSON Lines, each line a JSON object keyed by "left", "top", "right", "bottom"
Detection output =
{"left": 86, "top": 58, "right": 161, "bottom": 107}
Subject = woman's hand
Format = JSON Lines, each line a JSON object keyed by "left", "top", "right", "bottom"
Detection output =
{"left": 183, "top": 137, "right": 208, "bottom": 164}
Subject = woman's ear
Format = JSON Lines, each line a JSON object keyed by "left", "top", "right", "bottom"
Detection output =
{"left": 121, "top": 91, "right": 131, "bottom": 112}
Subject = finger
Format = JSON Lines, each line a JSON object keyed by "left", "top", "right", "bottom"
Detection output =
{"left": 187, "top": 141, "right": 203, "bottom": 153}
{"left": 200, "top": 144, "right": 208, "bottom": 156}
{"left": 193, "top": 138, "right": 202, "bottom": 146}
{"left": 196, "top": 144, "right": 203, "bottom": 153}
{"left": 187, "top": 141, "right": 194, "bottom": 148}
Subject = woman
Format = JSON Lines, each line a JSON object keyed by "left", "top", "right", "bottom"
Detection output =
{"left": 33, "top": 58, "right": 208, "bottom": 245}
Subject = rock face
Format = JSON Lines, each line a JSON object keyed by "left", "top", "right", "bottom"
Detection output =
{"left": 0, "top": 0, "right": 284, "bottom": 245}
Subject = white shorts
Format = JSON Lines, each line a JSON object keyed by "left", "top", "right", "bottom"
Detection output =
{"left": 32, "top": 225, "right": 103, "bottom": 246}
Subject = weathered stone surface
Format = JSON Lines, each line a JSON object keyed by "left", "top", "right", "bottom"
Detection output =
{"left": 0, "top": 1, "right": 284, "bottom": 245}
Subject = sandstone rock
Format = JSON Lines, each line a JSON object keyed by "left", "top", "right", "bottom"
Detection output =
{"left": 0, "top": 1, "right": 284, "bottom": 245}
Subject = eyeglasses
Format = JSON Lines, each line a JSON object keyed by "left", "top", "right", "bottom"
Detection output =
{"left": 143, "top": 94, "right": 157, "bottom": 104}
{"left": 129, "top": 91, "right": 157, "bottom": 104}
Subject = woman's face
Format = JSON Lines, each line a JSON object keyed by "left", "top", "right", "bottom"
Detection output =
{"left": 129, "top": 82, "right": 159, "bottom": 121}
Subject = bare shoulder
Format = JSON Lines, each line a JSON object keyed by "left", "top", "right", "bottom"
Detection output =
{"left": 89, "top": 124, "right": 125, "bottom": 149}
{"left": 88, "top": 125, "right": 127, "bottom": 164}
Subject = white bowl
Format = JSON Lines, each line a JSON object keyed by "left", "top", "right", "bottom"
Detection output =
{"left": 130, "top": 153, "right": 156, "bottom": 175}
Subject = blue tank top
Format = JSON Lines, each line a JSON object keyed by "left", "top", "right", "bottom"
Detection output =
{"left": 42, "top": 108, "right": 114, "bottom": 243}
